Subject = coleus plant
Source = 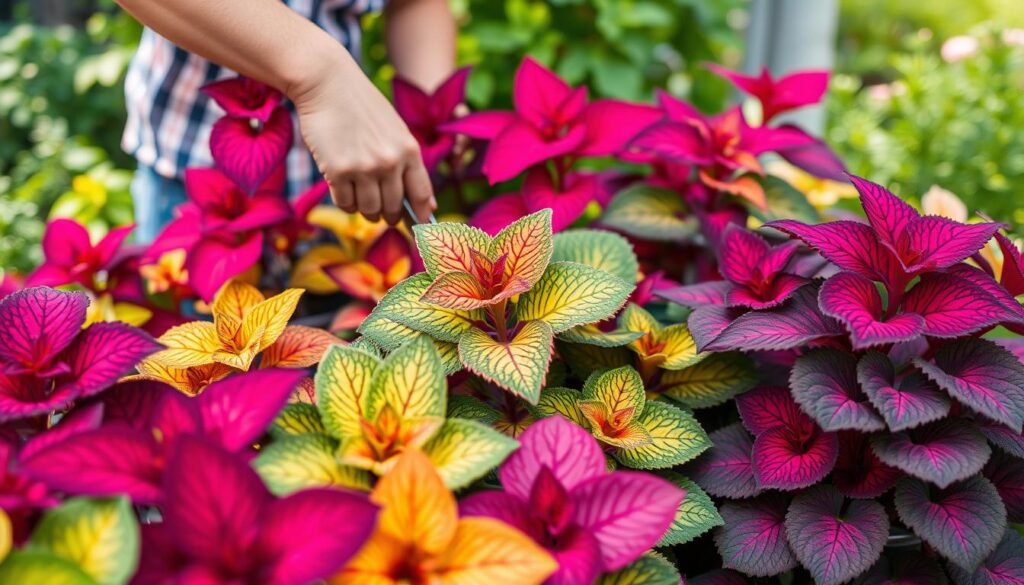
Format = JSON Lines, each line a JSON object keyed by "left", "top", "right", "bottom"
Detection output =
{"left": 254, "top": 336, "right": 516, "bottom": 493}
{"left": 460, "top": 415, "right": 686, "bottom": 585}
{"left": 357, "top": 209, "right": 634, "bottom": 402}
{"left": 0, "top": 287, "right": 161, "bottom": 422}
{"left": 673, "top": 175, "right": 1024, "bottom": 584}
{"left": 135, "top": 279, "right": 338, "bottom": 395}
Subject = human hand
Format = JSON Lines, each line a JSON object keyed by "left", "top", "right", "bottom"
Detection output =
{"left": 288, "top": 51, "right": 436, "bottom": 225}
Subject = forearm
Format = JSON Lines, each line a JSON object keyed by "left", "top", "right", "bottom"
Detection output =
{"left": 385, "top": 0, "right": 456, "bottom": 92}
{"left": 115, "top": 0, "right": 355, "bottom": 100}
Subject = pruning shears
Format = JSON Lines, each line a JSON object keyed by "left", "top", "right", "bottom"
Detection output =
{"left": 403, "top": 198, "right": 438, "bottom": 225}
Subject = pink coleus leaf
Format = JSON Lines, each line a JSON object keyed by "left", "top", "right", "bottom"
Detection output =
{"left": 628, "top": 121, "right": 715, "bottom": 166}
{"left": 186, "top": 231, "right": 264, "bottom": 302}
{"left": 0, "top": 374, "right": 78, "bottom": 422}
{"left": 706, "top": 65, "right": 829, "bottom": 122}
{"left": 767, "top": 219, "right": 902, "bottom": 288}
{"left": 19, "top": 403, "right": 103, "bottom": 461}
{"left": 902, "top": 272, "right": 1015, "bottom": 338}
{"left": 894, "top": 475, "right": 1006, "bottom": 570}
{"left": 704, "top": 283, "right": 844, "bottom": 352}
{"left": 713, "top": 494, "right": 798, "bottom": 577}
{"left": 857, "top": 351, "right": 951, "bottom": 432}
{"left": 947, "top": 264, "right": 1024, "bottom": 325}
{"left": 977, "top": 417, "right": 1024, "bottom": 460}
{"left": 687, "top": 305, "right": 740, "bottom": 351}
{"left": 775, "top": 134, "right": 848, "bottom": 181}
{"left": 55, "top": 321, "right": 162, "bottom": 399}
{"left": 913, "top": 338, "right": 1024, "bottom": 433}
{"left": 40, "top": 218, "right": 93, "bottom": 271}
{"left": 946, "top": 530, "right": 1024, "bottom": 585}
{"left": 521, "top": 169, "right": 597, "bottom": 232}
{"left": 984, "top": 451, "right": 1024, "bottom": 523}
{"left": 858, "top": 551, "right": 948, "bottom": 585}
{"left": 735, "top": 385, "right": 806, "bottom": 436}
{"left": 484, "top": 119, "right": 588, "bottom": 183}
{"left": 684, "top": 422, "right": 760, "bottom": 499}
{"left": 784, "top": 485, "right": 889, "bottom": 585}
{"left": 658, "top": 281, "right": 730, "bottom": 308}
{"left": 577, "top": 99, "right": 663, "bottom": 157}
{"left": 899, "top": 215, "right": 1003, "bottom": 274}
{"left": 831, "top": 431, "right": 902, "bottom": 499}
{"left": 499, "top": 415, "right": 606, "bottom": 501}
{"left": 718, "top": 226, "right": 770, "bottom": 286}
{"left": 202, "top": 77, "right": 284, "bottom": 123}
{"left": 255, "top": 488, "right": 379, "bottom": 585}
{"left": 994, "top": 231, "right": 1024, "bottom": 297}
{"left": 162, "top": 435, "right": 271, "bottom": 565}
{"left": 789, "top": 348, "right": 885, "bottom": 432}
{"left": 0, "top": 287, "right": 88, "bottom": 375}
{"left": 818, "top": 272, "right": 925, "bottom": 349}
{"left": 440, "top": 110, "right": 516, "bottom": 140}
{"left": 513, "top": 56, "right": 576, "bottom": 127}
{"left": 97, "top": 379, "right": 168, "bottom": 432}
{"left": 870, "top": 419, "right": 991, "bottom": 488}
{"left": 570, "top": 471, "right": 684, "bottom": 571}
{"left": 20, "top": 427, "right": 164, "bottom": 503}
{"left": 150, "top": 391, "right": 203, "bottom": 446}
{"left": 848, "top": 175, "right": 919, "bottom": 249}
{"left": 197, "top": 368, "right": 306, "bottom": 452}
{"left": 469, "top": 192, "right": 528, "bottom": 236}
{"left": 751, "top": 419, "right": 839, "bottom": 490}
{"left": 209, "top": 106, "right": 293, "bottom": 194}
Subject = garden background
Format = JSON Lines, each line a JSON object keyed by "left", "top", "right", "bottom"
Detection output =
{"left": 3, "top": 0, "right": 1024, "bottom": 277}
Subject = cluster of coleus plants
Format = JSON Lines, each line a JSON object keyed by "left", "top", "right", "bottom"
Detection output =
{"left": 5, "top": 50, "right": 1024, "bottom": 585}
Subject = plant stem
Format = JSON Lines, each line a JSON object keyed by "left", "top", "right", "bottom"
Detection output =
{"left": 490, "top": 299, "right": 509, "bottom": 343}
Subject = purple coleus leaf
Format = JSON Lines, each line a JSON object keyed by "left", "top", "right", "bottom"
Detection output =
{"left": 984, "top": 451, "right": 1024, "bottom": 523}
{"left": 684, "top": 422, "right": 761, "bottom": 499}
{"left": 902, "top": 272, "right": 1018, "bottom": 338}
{"left": 463, "top": 416, "right": 684, "bottom": 579}
{"left": 789, "top": 348, "right": 885, "bottom": 432}
{"left": 688, "top": 569, "right": 749, "bottom": 585}
{"left": 977, "top": 417, "right": 1024, "bottom": 460}
{"left": 857, "top": 351, "right": 951, "bottom": 432}
{"left": 894, "top": 476, "right": 1006, "bottom": 571}
{"left": 767, "top": 219, "right": 903, "bottom": 289}
{"left": 718, "top": 226, "right": 806, "bottom": 309}
{"left": 784, "top": 485, "right": 889, "bottom": 585}
{"left": 870, "top": 419, "right": 991, "bottom": 489}
{"left": 913, "top": 338, "right": 1024, "bottom": 433}
{"left": 752, "top": 417, "right": 839, "bottom": 491}
{"left": 136, "top": 435, "right": 378, "bottom": 585}
{"left": 713, "top": 493, "right": 798, "bottom": 577}
{"left": 832, "top": 431, "right": 902, "bottom": 499}
{"left": 946, "top": 530, "right": 1024, "bottom": 585}
{"left": 658, "top": 280, "right": 731, "bottom": 309}
{"left": 703, "top": 283, "right": 845, "bottom": 352}
{"left": 0, "top": 287, "right": 89, "bottom": 375}
{"left": 856, "top": 551, "right": 949, "bottom": 585}
{"left": 736, "top": 385, "right": 806, "bottom": 436}
{"left": 819, "top": 272, "right": 925, "bottom": 349}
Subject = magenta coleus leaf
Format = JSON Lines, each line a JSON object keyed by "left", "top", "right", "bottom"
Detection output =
{"left": 832, "top": 431, "right": 902, "bottom": 499}
{"left": 902, "top": 273, "right": 1015, "bottom": 338}
{"left": 685, "top": 422, "right": 760, "bottom": 499}
{"left": 895, "top": 476, "right": 1006, "bottom": 570}
{"left": 736, "top": 385, "right": 806, "bottom": 435}
{"left": 766, "top": 219, "right": 902, "bottom": 288}
{"left": 752, "top": 419, "right": 839, "bottom": 491}
{"left": 984, "top": 451, "right": 1024, "bottom": 523}
{"left": 914, "top": 338, "right": 1024, "bottom": 433}
{"left": 196, "top": 368, "right": 306, "bottom": 452}
{"left": 818, "top": 272, "right": 925, "bottom": 349}
{"left": 898, "top": 216, "right": 1002, "bottom": 274}
{"left": 978, "top": 417, "right": 1024, "bottom": 460}
{"left": 0, "top": 287, "right": 88, "bottom": 374}
{"left": 790, "top": 348, "right": 885, "bottom": 432}
{"left": 856, "top": 551, "right": 949, "bottom": 585}
{"left": 704, "top": 284, "right": 845, "bottom": 352}
{"left": 858, "top": 351, "right": 951, "bottom": 432}
{"left": 713, "top": 493, "right": 798, "bottom": 577}
{"left": 688, "top": 305, "right": 741, "bottom": 352}
{"left": 209, "top": 106, "right": 293, "bottom": 195}
{"left": 784, "top": 485, "right": 889, "bottom": 585}
{"left": 56, "top": 321, "right": 162, "bottom": 399}
{"left": 658, "top": 280, "right": 730, "bottom": 308}
{"left": 870, "top": 419, "right": 991, "bottom": 488}
{"left": 946, "top": 529, "right": 1024, "bottom": 585}
{"left": 687, "top": 569, "right": 748, "bottom": 585}
{"left": 186, "top": 231, "right": 265, "bottom": 302}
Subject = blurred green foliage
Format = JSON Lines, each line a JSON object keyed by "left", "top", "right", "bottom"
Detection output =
{"left": 363, "top": 0, "right": 747, "bottom": 112}
{"left": 826, "top": 25, "right": 1024, "bottom": 229}
{"left": 0, "top": 3, "right": 140, "bottom": 273}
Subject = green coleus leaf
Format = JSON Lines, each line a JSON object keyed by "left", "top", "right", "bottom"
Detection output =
{"left": 601, "top": 184, "right": 697, "bottom": 242}
{"left": 269, "top": 403, "right": 325, "bottom": 439}
{"left": 254, "top": 433, "right": 371, "bottom": 495}
{"left": 558, "top": 324, "right": 645, "bottom": 347}
{"left": 458, "top": 320, "right": 554, "bottom": 403}
{"left": 423, "top": 418, "right": 519, "bottom": 489}
{"left": 365, "top": 336, "right": 446, "bottom": 421}
{"left": 315, "top": 344, "right": 380, "bottom": 439}
{"left": 348, "top": 336, "right": 384, "bottom": 357}
{"left": 659, "top": 352, "right": 758, "bottom": 409}
{"left": 361, "top": 273, "right": 482, "bottom": 343}
{"left": 614, "top": 401, "right": 712, "bottom": 469}
{"left": 552, "top": 229, "right": 639, "bottom": 283}
{"left": 28, "top": 497, "right": 139, "bottom": 585}
{"left": 596, "top": 551, "right": 681, "bottom": 585}
{"left": 656, "top": 471, "right": 724, "bottom": 546}
{"left": 532, "top": 386, "right": 588, "bottom": 428}
{"left": 516, "top": 262, "right": 633, "bottom": 333}
{"left": 0, "top": 551, "right": 98, "bottom": 585}
{"left": 446, "top": 394, "right": 501, "bottom": 425}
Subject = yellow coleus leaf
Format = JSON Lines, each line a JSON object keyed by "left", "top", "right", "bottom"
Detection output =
{"left": 583, "top": 365, "right": 646, "bottom": 417}
{"left": 0, "top": 508, "right": 10, "bottom": 564}
{"left": 333, "top": 449, "right": 555, "bottom": 585}
{"left": 83, "top": 294, "right": 152, "bottom": 328}
{"left": 211, "top": 279, "right": 264, "bottom": 324}
{"left": 316, "top": 345, "right": 380, "bottom": 439}
{"left": 621, "top": 304, "right": 704, "bottom": 371}
{"left": 133, "top": 361, "right": 236, "bottom": 396}
{"left": 239, "top": 287, "right": 303, "bottom": 356}
{"left": 290, "top": 244, "right": 350, "bottom": 294}
{"left": 457, "top": 320, "right": 554, "bottom": 404}
{"left": 367, "top": 336, "right": 446, "bottom": 421}
{"left": 261, "top": 325, "right": 341, "bottom": 368}
{"left": 515, "top": 262, "right": 633, "bottom": 333}
{"left": 146, "top": 321, "right": 220, "bottom": 368}
{"left": 490, "top": 209, "right": 553, "bottom": 289}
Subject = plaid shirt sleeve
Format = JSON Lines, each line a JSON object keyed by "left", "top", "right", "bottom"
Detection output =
{"left": 122, "top": 0, "right": 385, "bottom": 197}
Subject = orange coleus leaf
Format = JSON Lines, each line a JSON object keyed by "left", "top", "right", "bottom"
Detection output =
{"left": 324, "top": 261, "right": 388, "bottom": 303}
{"left": 699, "top": 170, "right": 766, "bottom": 210}
{"left": 491, "top": 208, "right": 552, "bottom": 289}
{"left": 333, "top": 449, "right": 556, "bottom": 585}
{"left": 261, "top": 325, "right": 342, "bottom": 368}
{"left": 290, "top": 244, "right": 351, "bottom": 295}
{"left": 133, "top": 360, "right": 236, "bottom": 396}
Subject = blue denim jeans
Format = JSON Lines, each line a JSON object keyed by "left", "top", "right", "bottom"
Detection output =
{"left": 130, "top": 165, "right": 188, "bottom": 244}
